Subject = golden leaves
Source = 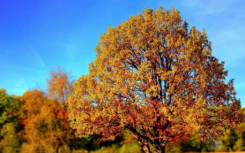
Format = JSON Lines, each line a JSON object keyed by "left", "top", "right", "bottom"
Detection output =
{"left": 68, "top": 6, "right": 242, "bottom": 148}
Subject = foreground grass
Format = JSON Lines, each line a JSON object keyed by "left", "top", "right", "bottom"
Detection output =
{"left": 72, "top": 142, "right": 141, "bottom": 153}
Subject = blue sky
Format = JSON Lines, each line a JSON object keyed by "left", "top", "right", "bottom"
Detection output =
{"left": 0, "top": 0, "right": 244, "bottom": 106}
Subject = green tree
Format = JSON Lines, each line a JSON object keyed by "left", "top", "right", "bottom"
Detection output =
{"left": 0, "top": 89, "right": 23, "bottom": 153}
{"left": 215, "top": 129, "right": 239, "bottom": 152}
{"left": 68, "top": 7, "right": 242, "bottom": 153}
{"left": 233, "top": 128, "right": 245, "bottom": 151}
{"left": 217, "top": 109, "right": 245, "bottom": 152}
{"left": 0, "top": 89, "right": 11, "bottom": 127}
{"left": 0, "top": 123, "right": 21, "bottom": 153}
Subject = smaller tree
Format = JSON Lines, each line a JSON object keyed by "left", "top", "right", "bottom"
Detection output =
{"left": 0, "top": 89, "right": 11, "bottom": 124}
{"left": 0, "top": 89, "right": 23, "bottom": 153}
{"left": 0, "top": 123, "right": 21, "bottom": 153}
{"left": 234, "top": 129, "right": 245, "bottom": 151}
{"left": 22, "top": 89, "right": 72, "bottom": 153}
{"left": 47, "top": 67, "right": 74, "bottom": 104}
{"left": 216, "top": 109, "right": 245, "bottom": 152}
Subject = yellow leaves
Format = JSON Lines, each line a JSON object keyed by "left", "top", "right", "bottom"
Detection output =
{"left": 67, "top": 6, "right": 242, "bottom": 147}
{"left": 145, "top": 85, "right": 158, "bottom": 97}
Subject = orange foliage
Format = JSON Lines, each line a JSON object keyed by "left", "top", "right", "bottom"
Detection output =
{"left": 47, "top": 67, "right": 74, "bottom": 104}
{"left": 22, "top": 89, "right": 72, "bottom": 151}
{"left": 57, "top": 109, "right": 69, "bottom": 128}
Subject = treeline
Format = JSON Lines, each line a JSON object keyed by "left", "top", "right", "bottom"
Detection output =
{"left": 0, "top": 67, "right": 140, "bottom": 153}
{"left": 0, "top": 67, "right": 244, "bottom": 153}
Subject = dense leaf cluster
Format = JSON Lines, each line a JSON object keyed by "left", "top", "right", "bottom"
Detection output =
{"left": 68, "top": 7, "right": 243, "bottom": 153}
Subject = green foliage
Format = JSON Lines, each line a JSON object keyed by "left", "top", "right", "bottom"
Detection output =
{"left": 165, "top": 133, "right": 215, "bottom": 153}
{"left": 70, "top": 130, "right": 141, "bottom": 153}
{"left": 214, "top": 122, "right": 245, "bottom": 152}
{"left": 88, "top": 140, "right": 141, "bottom": 153}
{"left": 0, "top": 89, "right": 11, "bottom": 125}
{"left": 233, "top": 110, "right": 245, "bottom": 151}
{"left": 0, "top": 89, "right": 23, "bottom": 153}
{"left": 0, "top": 123, "right": 21, "bottom": 153}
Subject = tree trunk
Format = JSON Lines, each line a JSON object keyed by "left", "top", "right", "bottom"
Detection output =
{"left": 54, "top": 142, "right": 61, "bottom": 153}
{"left": 138, "top": 138, "right": 152, "bottom": 153}
{"left": 153, "top": 144, "right": 165, "bottom": 153}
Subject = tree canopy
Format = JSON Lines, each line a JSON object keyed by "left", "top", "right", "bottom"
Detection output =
{"left": 0, "top": 89, "right": 23, "bottom": 153}
{"left": 47, "top": 67, "right": 74, "bottom": 104}
{"left": 68, "top": 7, "right": 243, "bottom": 153}
{"left": 21, "top": 87, "right": 73, "bottom": 152}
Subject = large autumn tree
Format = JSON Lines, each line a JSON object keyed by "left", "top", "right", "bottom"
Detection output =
{"left": 68, "top": 7, "right": 243, "bottom": 153}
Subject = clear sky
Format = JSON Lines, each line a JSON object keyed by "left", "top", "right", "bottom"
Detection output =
{"left": 0, "top": 0, "right": 244, "bottom": 106}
